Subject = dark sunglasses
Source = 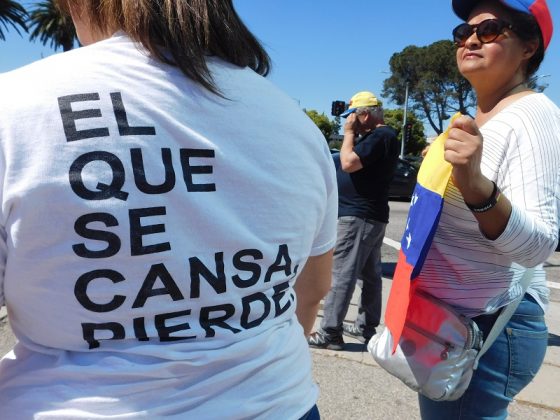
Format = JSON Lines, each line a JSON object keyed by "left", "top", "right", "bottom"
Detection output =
{"left": 452, "top": 18, "right": 514, "bottom": 47}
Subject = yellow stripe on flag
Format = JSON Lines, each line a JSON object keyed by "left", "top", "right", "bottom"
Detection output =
{"left": 417, "top": 113, "right": 462, "bottom": 196}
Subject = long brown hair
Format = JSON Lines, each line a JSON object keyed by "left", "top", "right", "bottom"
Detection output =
{"left": 56, "top": 0, "right": 271, "bottom": 95}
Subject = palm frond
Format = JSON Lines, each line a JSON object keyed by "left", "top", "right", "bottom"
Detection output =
{"left": 28, "top": 0, "right": 77, "bottom": 51}
{"left": 0, "top": 0, "right": 28, "bottom": 40}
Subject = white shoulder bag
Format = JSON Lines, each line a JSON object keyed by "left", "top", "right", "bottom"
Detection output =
{"left": 368, "top": 268, "right": 534, "bottom": 401}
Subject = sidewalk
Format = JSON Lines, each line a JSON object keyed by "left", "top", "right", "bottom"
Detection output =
{"left": 309, "top": 253, "right": 560, "bottom": 419}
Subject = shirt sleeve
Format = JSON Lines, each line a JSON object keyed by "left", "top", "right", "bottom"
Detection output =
{"left": 310, "top": 142, "right": 338, "bottom": 256}
{"left": 490, "top": 101, "right": 560, "bottom": 266}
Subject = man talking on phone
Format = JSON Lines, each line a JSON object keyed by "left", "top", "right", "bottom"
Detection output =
{"left": 308, "top": 91, "right": 399, "bottom": 349}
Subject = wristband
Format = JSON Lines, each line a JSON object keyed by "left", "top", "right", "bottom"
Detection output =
{"left": 465, "top": 181, "right": 501, "bottom": 213}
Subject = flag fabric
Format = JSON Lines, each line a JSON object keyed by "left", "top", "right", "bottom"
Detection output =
{"left": 384, "top": 113, "right": 460, "bottom": 352}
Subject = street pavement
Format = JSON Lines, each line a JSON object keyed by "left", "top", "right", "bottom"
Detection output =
{"left": 309, "top": 245, "right": 560, "bottom": 419}
{"left": 1, "top": 250, "right": 559, "bottom": 419}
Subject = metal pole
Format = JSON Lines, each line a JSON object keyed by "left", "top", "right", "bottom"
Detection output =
{"left": 401, "top": 81, "right": 409, "bottom": 159}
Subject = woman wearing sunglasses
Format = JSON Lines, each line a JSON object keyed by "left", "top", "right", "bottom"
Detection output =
{"left": 415, "top": 0, "right": 559, "bottom": 418}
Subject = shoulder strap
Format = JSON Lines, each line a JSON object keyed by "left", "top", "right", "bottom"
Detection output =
{"left": 473, "top": 267, "right": 535, "bottom": 369}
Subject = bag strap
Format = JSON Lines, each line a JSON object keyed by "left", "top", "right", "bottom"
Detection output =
{"left": 473, "top": 267, "right": 534, "bottom": 369}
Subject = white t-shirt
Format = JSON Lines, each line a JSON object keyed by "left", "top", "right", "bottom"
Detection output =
{"left": 417, "top": 94, "right": 560, "bottom": 317}
{"left": 0, "top": 33, "right": 337, "bottom": 419}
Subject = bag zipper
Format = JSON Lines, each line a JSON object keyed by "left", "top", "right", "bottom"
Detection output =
{"left": 404, "top": 320, "right": 454, "bottom": 360}
{"left": 413, "top": 289, "right": 482, "bottom": 350}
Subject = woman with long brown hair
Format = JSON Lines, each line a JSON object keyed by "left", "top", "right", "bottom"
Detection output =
{"left": 0, "top": 1, "right": 336, "bottom": 418}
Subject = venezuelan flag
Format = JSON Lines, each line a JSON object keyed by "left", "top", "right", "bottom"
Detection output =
{"left": 384, "top": 113, "right": 460, "bottom": 351}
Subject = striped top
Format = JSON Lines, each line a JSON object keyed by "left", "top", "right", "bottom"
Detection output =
{"left": 417, "top": 93, "right": 560, "bottom": 317}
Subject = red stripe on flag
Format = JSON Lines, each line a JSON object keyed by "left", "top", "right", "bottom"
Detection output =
{"left": 384, "top": 250, "right": 414, "bottom": 353}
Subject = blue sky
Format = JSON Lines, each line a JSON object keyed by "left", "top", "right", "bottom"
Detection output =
{"left": 1, "top": 0, "right": 559, "bottom": 136}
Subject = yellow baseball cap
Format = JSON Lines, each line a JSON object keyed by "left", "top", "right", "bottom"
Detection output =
{"left": 340, "top": 91, "right": 381, "bottom": 117}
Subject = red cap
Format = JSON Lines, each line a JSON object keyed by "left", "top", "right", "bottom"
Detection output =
{"left": 452, "top": 0, "right": 553, "bottom": 50}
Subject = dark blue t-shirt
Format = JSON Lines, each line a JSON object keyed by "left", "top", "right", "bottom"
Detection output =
{"left": 334, "top": 125, "right": 399, "bottom": 223}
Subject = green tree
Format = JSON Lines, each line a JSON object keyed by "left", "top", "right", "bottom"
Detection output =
{"left": 332, "top": 116, "right": 342, "bottom": 138}
{"left": 28, "top": 0, "right": 77, "bottom": 52}
{"left": 304, "top": 109, "right": 338, "bottom": 142}
{"left": 0, "top": 0, "right": 27, "bottom": 40}
{"left": 383, "top": 109, "right": 426, "bottom": 156}
{"left": 382, "top": 40, "right": 475, "bottom": 135}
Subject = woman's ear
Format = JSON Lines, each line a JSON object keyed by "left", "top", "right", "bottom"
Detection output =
{"left": 522, "top": 38, "right": 539, "bottom": 60}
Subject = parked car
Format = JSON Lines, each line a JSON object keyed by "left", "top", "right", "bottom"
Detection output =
{"left": 402, "top": 155, "right": 423, "bottom": 169}
{"left": 329, "top": 149, "right": 418, "bottom": 200}
{"left": 388, "top": 158, "right": 418, "bottom": 200}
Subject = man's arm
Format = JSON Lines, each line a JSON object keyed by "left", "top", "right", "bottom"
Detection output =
{"left": 293, "top": 249, "right": 333, "bottom": 336}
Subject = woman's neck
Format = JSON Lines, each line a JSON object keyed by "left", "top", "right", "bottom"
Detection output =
{"left": 474, "top": 79, "right": 529, "bottom": 125}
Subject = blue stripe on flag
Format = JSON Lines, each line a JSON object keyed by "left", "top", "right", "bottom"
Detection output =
{"left": 400, "top": 183, "right": 444, "bottom": 278}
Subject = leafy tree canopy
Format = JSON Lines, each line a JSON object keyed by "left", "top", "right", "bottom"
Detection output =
{"left": 304, "top": 109, "right": 340, "bottom": 142}
{"left": 0, "top": 0, "right": 28, "bottom": 40}
{"left": 384, "top": 109, "right": 426, "bottom": 156}
{"left": 382, "top": 40, "right": 475, "bottom": 135}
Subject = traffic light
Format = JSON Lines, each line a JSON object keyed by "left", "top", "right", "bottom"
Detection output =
{"left": 404, "top": 123, "right": 413, "bottom": 142}
{"left": 331, "top": 100, "right": 347, "bottom": 117}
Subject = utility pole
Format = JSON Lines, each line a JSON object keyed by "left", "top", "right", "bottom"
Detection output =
{"left": 401, "top": 80, "right": 409, "bottom": 159}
